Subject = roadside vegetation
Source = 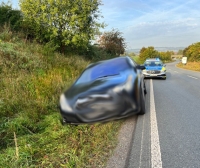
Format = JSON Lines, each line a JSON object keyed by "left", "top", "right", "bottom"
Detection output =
{"left": 125, "top": 47, "right": 173, "bottom": 64}
{"left": 0, "top": 26, "right": 124, "bottom": 167}
{"left": 0, "top": 2, "right": 125, "bottom": 167}
{"left": 1, "top": 1, "right": 199, "bottom": 167}
{"left": 176, "top": 42, "right": 200, "bottom": 72}
{"left": 177, "top": 62, "right": 200, "bottom": 72}
{"left": 138, "top": 46, "right": 173, "bottom": 63}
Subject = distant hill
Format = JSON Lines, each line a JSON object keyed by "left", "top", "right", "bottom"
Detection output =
{"left": 126, "top": 47, "right": 185, "bottom": 55}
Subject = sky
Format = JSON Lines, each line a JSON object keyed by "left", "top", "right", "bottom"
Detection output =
{"left": 99, "top": 0, "right": 200, "bottom": 49}
{"left": 1, "top": 0, "right": 200, "bottom": 49}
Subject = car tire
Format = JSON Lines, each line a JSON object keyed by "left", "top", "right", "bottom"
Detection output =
{"left": 138, "top": 86, "right": 146, "bottom": 115}
{"left": 144, "top": 81, "right": 147, "bottom": 94}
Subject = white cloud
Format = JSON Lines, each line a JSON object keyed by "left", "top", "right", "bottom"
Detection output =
{"left": 100, "top": 0, "right": 200, "bottom": 49}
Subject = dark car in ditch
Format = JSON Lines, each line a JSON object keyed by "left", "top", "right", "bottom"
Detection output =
{"left": 59, "top": 56, "right": 146, "bottom": 124}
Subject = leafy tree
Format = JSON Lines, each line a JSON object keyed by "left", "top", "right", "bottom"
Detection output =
{"left": 98, "top": 29, "right": 126, "bottom": 56}
{"left": 183, "top": 42, "right": 200, "bottom": 61}
{"left": 139, "top": 46, "right": 159, "bottom": 62}
{"left": 139, "top": 47, "right": 146, "bottom": 54}
{"left": 19, "top": 0, "right": 103, "bottom": 52}
{"left": 159, "top": 51, "right": 172, "bottom": 62}
{"left": 177, "top": 49, "right": 183, "bottom": 55}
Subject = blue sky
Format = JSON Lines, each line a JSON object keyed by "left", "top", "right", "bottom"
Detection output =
{"left": 99, "top": 0, "right": 200, "bottom": 49}
{"left": 1, "top": 0, "right": 200, "bottom": 49}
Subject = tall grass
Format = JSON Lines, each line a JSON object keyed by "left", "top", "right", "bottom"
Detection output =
{"left": 0, "top": 28, "right": 123, "bottom": 167}
{"left": 130, "top": 55, "right": 142, "bottom": 64}
{"left": 177, "top": 62, "right": 200, "bottom": 72}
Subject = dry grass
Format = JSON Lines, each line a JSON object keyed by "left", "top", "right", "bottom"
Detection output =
{"left": 0, "top": 30, "right": 123, "bottom": 168}
{"left": 176, "top": 62, "right": 200, "bottom": 72}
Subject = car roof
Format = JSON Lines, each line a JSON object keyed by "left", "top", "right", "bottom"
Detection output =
{"left": 87, "top": 56, "right": 131, "bottom": 68}
{"left": 75, "top": 56, "right": 133, "bottom": 84}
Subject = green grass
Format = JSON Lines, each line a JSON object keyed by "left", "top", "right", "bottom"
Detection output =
{"left": 0, "top": 30, "right": 123, "bottom": 167}
{"left": 129, "top": 55, "right": 142, "bottom": 64}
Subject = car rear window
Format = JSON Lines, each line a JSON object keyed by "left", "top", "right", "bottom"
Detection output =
{"left": 76, "top": 58, "right": 130, "bottom": 84}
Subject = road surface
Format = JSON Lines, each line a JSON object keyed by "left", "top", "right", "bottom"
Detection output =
{"left": 127, "top": 61, "right": 200, "bottom": 168}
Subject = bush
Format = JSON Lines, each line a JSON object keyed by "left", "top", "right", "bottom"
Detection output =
{"left": 0, "top": 2, "right": 22, "bottom": 32}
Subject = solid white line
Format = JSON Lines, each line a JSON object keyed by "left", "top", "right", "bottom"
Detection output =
{"left": 174, "top": 71, "right": 178, "bottom": 73}
{"left": 187, "top": 75, "right": 198, "bottom": 80}
{"left": 150, "top": 79, "right": 163, "bottom": 168}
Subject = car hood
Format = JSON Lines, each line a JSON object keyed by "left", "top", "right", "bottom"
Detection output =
{"left": 60, "top": 73, "right": 139, "bottom": 123}
{"left": 64, "top": 74, "right": 127, "bottom": 100}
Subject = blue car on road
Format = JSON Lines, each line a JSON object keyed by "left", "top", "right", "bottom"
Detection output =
{"left": 142, "top": 58, "right": 166, "bottom": 79}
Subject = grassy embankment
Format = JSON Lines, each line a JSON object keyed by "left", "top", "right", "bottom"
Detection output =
{"left": 176, "top": 61, "right": 200, "bottom": 72}
{"left": 130, "top": 55, "right": 142, "bottom": 64}
{"left": 0, "top": 29, "right": 123, "bottom": 167}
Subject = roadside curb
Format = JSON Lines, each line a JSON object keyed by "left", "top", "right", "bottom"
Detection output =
{"left": 106, "top": 116, "right": 137, "bottom": 168}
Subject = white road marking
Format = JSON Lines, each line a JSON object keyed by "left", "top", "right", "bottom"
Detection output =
{"left": 187, "top": 75, "right": 198, "bottom": 80}
{"left": 150, "top": 79, "right": 163, "bottom": 168}
{"left": 174, "top": 71, "right": 178, "bottom": 73}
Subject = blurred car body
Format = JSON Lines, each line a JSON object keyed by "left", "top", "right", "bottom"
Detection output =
{"left": 59, "top": 56, "right": 146, "bottom": 124}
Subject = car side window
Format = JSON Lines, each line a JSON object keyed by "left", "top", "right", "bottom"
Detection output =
{"left": 76, "top": 58, "right": 130, "bottom": 84}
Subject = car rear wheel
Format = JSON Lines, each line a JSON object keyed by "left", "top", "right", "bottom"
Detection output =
{"left": 138, "top": 86, "right": 146, "bottom": 115}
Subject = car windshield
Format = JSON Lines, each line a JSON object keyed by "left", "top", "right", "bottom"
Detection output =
{"left": 144, "top": 61, "right": 163, "bottom": 66}
{"left": 75, "top": 58, "right": 130, "bottom": 84}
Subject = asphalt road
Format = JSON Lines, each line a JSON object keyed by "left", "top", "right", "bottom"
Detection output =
{"left": 127, "top": 61, "right": 200, "bottom": 168}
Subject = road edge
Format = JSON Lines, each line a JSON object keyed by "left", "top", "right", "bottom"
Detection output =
{"left": 105, "top": 116, "right": 137, "bottom": 168}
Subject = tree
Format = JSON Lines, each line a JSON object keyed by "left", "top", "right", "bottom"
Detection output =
{"left": 0, "top": 2, "right": 22, "bottom": 31}
{"left": 183, "top": 42, "right": 200, "bottom": 61}
{"left": 159, "top": 51, "right": 172, "bottom": 62}
{"left": 177, "top": 49, "right": 183, "bottom": 55}
{"left": 139, "top": 46, "right": 159, "bottom": 62}
{"left": 98, "top": 29, "right": 126, "bottom": 56}
{"left": 19, "top": 0, "right": 103, "bottom": 52}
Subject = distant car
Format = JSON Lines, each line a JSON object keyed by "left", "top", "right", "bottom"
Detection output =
{"left": 142, "top": 58, "right": 166, "bottom": 79}
{"left": 59, "top": 56, "right": 147, "bottom": 124}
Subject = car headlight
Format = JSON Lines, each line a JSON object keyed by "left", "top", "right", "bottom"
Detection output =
{"left": 60, "top": 94, "right": 72, "bottom": 112}
{"left": 161, "top": 67, "right": 166, "bottom": 72}
{"left": 142, "top": 69, "right": 147, "bottom": 73}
